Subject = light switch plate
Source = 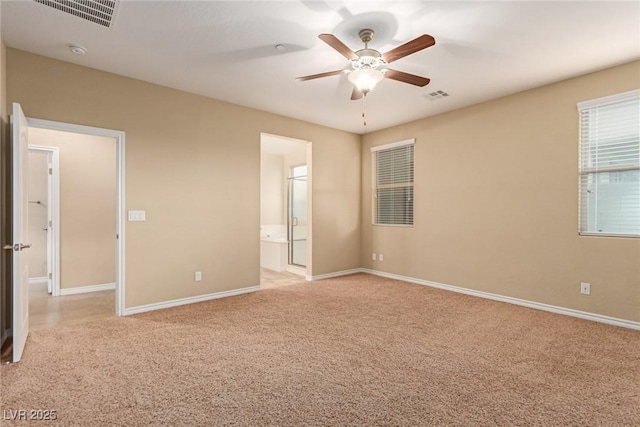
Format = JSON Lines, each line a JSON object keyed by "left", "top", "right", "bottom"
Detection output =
{"left": 128, "top": 210, "right": 146, "bottom": 221}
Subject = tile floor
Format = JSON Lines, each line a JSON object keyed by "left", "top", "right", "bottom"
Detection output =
{"left": 28, "top": 269, "right": 306, "bottom": 330}
{"left": 29, "top": 283, "right": 115, "bottom": 331}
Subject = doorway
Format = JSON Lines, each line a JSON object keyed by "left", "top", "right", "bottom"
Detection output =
{"left": 6, "top": 105, "right": 125, "bottom": 362}
{"left": 26, "top": 146, "right": 59, "bottom": 296}
{"left": 260, "top": 133, "right": 311, "bottom": 284}
{"left": 25, "top": 119, "right": 125, "bottom": 323}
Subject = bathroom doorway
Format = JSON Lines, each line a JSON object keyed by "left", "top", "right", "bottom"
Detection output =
{"left": 260, "top": 133, "right": 311, "bottom": 283}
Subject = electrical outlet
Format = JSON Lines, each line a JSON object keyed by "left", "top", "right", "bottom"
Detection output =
{"left": 195, "top": 271, "right": 202, "bottom": 282}
{"left": 379, "top": 254, "right": 384, "bottom": 261}
{"left": 580, "top": 282, "right": 590, "bottom": 295}
{"left": 372, "top": 253, "right": 376, "bottom": 261}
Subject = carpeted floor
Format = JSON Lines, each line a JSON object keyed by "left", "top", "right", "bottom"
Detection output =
{"left": 1, "top": 273, "right": 639, "bottom": 426}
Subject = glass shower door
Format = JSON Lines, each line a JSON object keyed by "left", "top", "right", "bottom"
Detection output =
{"left": 288, "top": 165, "right": 307, "bottom": 267}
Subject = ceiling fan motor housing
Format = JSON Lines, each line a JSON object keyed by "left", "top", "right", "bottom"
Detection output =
{"left": 358, "top": 29, "right": 375, "bottom": 45}
{"left": 351, "top": 29, "right": 386, "bottom": 71}
{"left": 352, "top": 49, "right": 386, "bottom": 70}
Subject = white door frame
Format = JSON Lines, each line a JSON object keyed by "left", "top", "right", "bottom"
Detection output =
{"left": 26, "top": 118, "right": 126, "bottom": 317}
{"left": 27, "top": 145, "right": 60, "bottom": 296}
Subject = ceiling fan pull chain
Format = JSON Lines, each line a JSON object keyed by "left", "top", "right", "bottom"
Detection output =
{"left": 362, "top": 95, "right": 367, "bottom": 126}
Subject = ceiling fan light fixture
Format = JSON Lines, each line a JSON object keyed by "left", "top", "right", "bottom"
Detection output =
{"left": 296, "top": 29, "right": 435, "bottom": 126}
{"left": 348, "top": 68, "right": 384, "bottom": 94}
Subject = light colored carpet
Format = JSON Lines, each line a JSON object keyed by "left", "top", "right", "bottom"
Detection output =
{"left": 1, "top": 273, "right": 639, "bottom": 426}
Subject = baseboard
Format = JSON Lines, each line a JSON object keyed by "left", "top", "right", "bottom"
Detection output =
{"left": 361, "top": 268, "right": 640, "bottom": 331}
{"left": 286, "top": 265, "right": 307, "bottom": 277}
{"left": 307, "top": 268, "right": 364, "bottom": 282}
{"left": 29, "top": 277, "right": 48, "bottom": 285}
{"left": 124, "top": 285, "right": 261, "bottom": 316}
{"left": 60, "top": 282, "right": 116, "bottom": 296}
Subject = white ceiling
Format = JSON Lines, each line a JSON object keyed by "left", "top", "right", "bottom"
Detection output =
{"left": 2, "top": 1, "right": 639, "bottom": 134}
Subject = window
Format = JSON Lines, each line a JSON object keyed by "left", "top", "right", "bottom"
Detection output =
{"left": 578, "top": 89, "right": 640, "bottom": 237}
{"left": 372, "top": 139, "right": 414, "bottom": 226}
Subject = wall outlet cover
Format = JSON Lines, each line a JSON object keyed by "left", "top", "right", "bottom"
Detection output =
{"left": 580, "top": 282, "right": 591, "bottom": 295}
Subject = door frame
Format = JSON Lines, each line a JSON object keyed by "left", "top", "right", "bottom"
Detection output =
{"left": 27, "top": 145, "right": 60, "bottom": 296}
{"left": 26, "top": 118, "right": 126, "bottom": 317}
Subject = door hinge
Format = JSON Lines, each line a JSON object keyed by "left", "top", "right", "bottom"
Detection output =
{"left": 49, "top": 273, "right": 52, "bottom": 279}
{"left": 49, "top": 168, "right": 53, "bottom": 175}
{"left": 49, "top": 220, "right": 52, "bottom": 227}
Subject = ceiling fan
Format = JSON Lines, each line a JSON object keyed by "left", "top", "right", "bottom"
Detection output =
{"left": 296, "top": 29, "right": 436, "bottom": 100}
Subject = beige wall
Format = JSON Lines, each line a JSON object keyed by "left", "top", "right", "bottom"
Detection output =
{"left": 362, "top": 60, "right": 640, "bottom": 323}
{"left": 6, "top": 49, "right": 361, "bottom": 308}
{"left": 10, "top": 47, "right": 632, "bottom": 323}
{"left": 27, "top": 150, "right": 48, "bottom": 279}
{"left": 260, "top": 152, "right": 284, "bottom": 225}
{"left": 29, "top": 128, "right": 116, "bottom": 289}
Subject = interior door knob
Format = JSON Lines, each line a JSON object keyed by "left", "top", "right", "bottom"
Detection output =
{"left": 3, "top": 243, "right": 31, "bottom": 251}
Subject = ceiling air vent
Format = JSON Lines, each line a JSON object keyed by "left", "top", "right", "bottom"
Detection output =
{"left": 33, "top": 0, "right": 119, "bottom": 28}
{"left": 426, "top": 90, "right": 450, "bottom": 101}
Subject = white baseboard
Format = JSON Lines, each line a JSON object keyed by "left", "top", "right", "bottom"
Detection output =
{"left": 60, "top": 282, "right": 115, "bottom": 296}
{"left": 361, "top": 268, "right": 640, "bottom": 331}
{"left": 29, "top": 277, "right": 48, "bottom": 285}
{"left": 286, "top": 265, "right": 307, "bottom": 277}
{"left": 307, "top": 268, "right": 363, "bottom": 282}
{"left": 124, "top": 285, "right": 260, "bottom": 316}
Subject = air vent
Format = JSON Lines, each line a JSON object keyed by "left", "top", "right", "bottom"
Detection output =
{"left": 33, "top": 0, "right": 119, "bottom": 28}
{"left": 426, "top": 90, "right": 450, "bottom": 101}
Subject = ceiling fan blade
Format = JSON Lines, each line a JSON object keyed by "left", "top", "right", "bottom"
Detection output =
{"left": 319, "top": 34, "right": 358, "bottom": 60}
{"left": 384, "top": 69, "right": 431, "bottom": 87}
{"left": 382, "top": 34, "right": 436, "bottom": 64}
{"left": 351, "top": 88, "right": 363, "bottom": 100}
{"left": 296, "top": 70, "right": 344, "bottom": 81}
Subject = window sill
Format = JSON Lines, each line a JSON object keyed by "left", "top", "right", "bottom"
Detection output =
{"left": 579, "top": 232, "right": 639, "bottom": 239}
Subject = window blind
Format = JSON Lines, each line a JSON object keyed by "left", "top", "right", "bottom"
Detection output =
{"left": 372, "top": 139, "right": 414, "bottom": 226}
{"left": 578, "top": 90, "right": 640, "bottom": 237}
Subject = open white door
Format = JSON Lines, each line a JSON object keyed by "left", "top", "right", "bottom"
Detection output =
{"left": 10, "top": 102, "right": 30, "bottom": 362}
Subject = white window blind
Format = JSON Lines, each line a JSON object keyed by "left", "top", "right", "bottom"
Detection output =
{"left": 578, "top": 90, "right": 640, "bottom": 237}
{"left": 372, "top": 139, "right": 414, "bottom": 226}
